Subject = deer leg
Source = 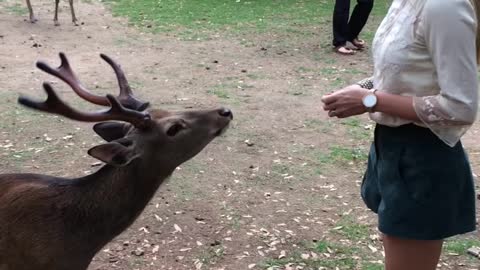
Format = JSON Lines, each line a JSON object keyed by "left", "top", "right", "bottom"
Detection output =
{"left": 54, "top": 0, "right": 60, "bottom": 26}
{"left": 25, "top": 0, "right": 37, "bottom": 23}
{"left": 69, "top": 0, "right": 78, "bottom": 26}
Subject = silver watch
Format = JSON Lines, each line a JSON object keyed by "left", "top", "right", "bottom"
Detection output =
{"left": 362, "top": 89, "right": 378, "bottom": 112}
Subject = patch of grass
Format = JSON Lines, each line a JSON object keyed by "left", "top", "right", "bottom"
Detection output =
{"left": 334, "top": 217, "right": 371, "bottom": 241}
{"left": 176, "top": 30, "right": 212, "bottom": 41}
{"left": 261, "top": 257, "right": 291, "bottom": 268}
{"left": 129, "top": 80, "right": 144, "bottom": 90}
{"left": 303, "top": 118, "right": 323, "bottom": 128}
{"left": 319, "top": 67, "right": 338, "bottom": 76}
{"left": 330, "top": 145, "right": 368, "bottom": 162}
{"left": 444, "top": 238, "right": 480, "bottom": 255}
{"left": 315, "top": 145, "right": 368, "bottom": 165}
{"left": 296, "top": 66, "right": 315, "bottom": 73}
{"left": 197, "top": 246, "right": 225, "bottom": 266}
{"left": 359, "top": 30, "right": 378, "bottom": 48}
{"left": 104, "top": 0, "right": 330, "bottom": 33}
{"left": 6, "top": 3, "right": 27, "bottom": 15}
{"left": 287, "top": 88, "right": 310, "bottom": 97}
{"left": 229, "top": 214, "right": 242, "bottom": 230}
{"left": 271, "top": 163, "right": 292, "bottom": 176}
{"left": 113, "top": 37, "right": 135, "bottom": 47}
{"left": 315, "top": 55, "right": 337, "bottom": 65}
{"left": 246, "top": 73, "right": 265, "bottom": 80}
{"left": 344, "top": 67, "right": 367, "bottom": 75}
{"left": 207, "top": 82, "right": 253, "bottom": 101}
{"left": 168, "top": 159, "right": 208, "bottom": 200}
{"left": 103, "top": 0, "right": 390, "bottom": 36}
{"left": 341, "top": 118, "right": 362, "bottom": 127}
{"left": 312, "top": 240, "right": 330, "bottom": 253}
{"left": 239, "top": 39, "right": 256, "bottom": 47}
{"left": 329, "top": 77, "right": 347, "bottom": 88}
{"left": 207, "top": 87, "right": 230, "bottom": 99}
{"left": 260, "top": 240, "right": 362, "bottom": 269}
{"left": 341, "top": 118, "right": 373, "bottom": 141}
{"left": 303, "top": 118, "right": 333, "bottom": 133}
{"left": 362, "top": 262, "right": 384, "bottom": 270}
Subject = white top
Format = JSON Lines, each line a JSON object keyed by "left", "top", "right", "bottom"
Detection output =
{"left": 370, "top": 0, "right": 479, "bottom": 147}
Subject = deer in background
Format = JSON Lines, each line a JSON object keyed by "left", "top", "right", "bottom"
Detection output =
{"left": 26, "top": 0, "right": 78, "bottom": 25}
{"left": 0, "top": 52, "right": 232, "bottom": 270}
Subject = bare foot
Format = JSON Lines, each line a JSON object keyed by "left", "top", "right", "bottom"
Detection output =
{"left": 29, "top": 16, "right": 38, "bottom": 23}
{"left": 334, "top": 46, "right": 355, "bottom": 55}
{"left": 54, "top": 20, "right": 60, "bottom": 26}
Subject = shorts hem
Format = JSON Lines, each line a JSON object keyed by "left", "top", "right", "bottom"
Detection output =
{"left": 378, "top": 224, "right": 477, "bottom": 241}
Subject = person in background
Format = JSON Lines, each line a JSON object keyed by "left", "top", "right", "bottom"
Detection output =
{"left": 332, "top": 0, "right": 374, "bottom": 55}
{"left": 322, "top": 0, "right": 479, "bottom": 269}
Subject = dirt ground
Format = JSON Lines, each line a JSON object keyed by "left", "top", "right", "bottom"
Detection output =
{"left": 0, "top": 0, "right": 479, "bottom": 269}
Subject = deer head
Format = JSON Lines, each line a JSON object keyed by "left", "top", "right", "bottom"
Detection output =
{"left": 0, "top": 53, "right": 232, "bottom": 270}
{"left": 19, "top": 53, "right": 232, "bottom": 172}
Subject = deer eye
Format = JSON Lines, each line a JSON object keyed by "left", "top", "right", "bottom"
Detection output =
{"left": 166, "top": 123, "right": 185, "bottom": 137}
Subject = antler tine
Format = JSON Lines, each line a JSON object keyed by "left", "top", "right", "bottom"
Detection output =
{"left": 36, "top": 52, "right": 111, "bottom": 107}
{"left": 100, "top": 54, "right": 150, "bottom": 111}
{"left": 18, "top": 83, "right": 151, "bottom": 128}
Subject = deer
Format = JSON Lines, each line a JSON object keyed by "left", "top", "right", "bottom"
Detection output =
{"left": 0, "top": 52, "right": 232, "bottom": 270}
{"left": 26, "top": 0, "right": 78, "bottom": 26}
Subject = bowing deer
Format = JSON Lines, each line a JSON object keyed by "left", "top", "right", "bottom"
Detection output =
{"left": 0, "top": 53, "right": 232, "bottom": 270}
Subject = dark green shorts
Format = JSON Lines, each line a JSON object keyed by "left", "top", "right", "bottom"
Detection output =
{"left": 361, "top": 124, "right": 476, "bottom": 240}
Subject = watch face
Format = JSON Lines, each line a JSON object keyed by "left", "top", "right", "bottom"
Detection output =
{"left": 363, "top": 95, "right": 377, "bottom": 108}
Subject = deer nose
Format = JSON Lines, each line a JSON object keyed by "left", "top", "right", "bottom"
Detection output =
{"left": 218, "top": 108, "right": 233, "bottom": 119}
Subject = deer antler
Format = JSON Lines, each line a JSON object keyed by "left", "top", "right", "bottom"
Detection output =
{"left": 36, "top": 52, "right": 150, "bottom": 111}
{"left": 18, "top": 83, "right": 151, "bottom": 128}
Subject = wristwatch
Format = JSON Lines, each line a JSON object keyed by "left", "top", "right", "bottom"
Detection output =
{"left": 362, "top": 89, "right": 378, "bottom": 112}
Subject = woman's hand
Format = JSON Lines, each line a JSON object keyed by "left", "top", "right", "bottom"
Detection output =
{"left": 321, "top": 85, "right": 369, "bottom": 118}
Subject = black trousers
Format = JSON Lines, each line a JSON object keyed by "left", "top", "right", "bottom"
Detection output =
{"left": 332, "top": 0, "right": 374, "bottom": 47}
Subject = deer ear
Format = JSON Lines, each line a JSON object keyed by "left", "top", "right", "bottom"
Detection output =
{"left": 88, "top": 141, "right": 139, "bottom": 167}
{"left": 93, "top": 122, "right": 132, "bottom": 142}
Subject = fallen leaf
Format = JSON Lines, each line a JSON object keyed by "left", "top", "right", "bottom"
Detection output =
{"left": 174, "top": 224, "right": 182, "bottom": 233}
{"left": 368, "top": 244, "right": 378, "bottom": 253}
{"left": 301, "top": 253, "right": 310, "bottom": 260}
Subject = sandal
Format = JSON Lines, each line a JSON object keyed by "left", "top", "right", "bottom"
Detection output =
{"left": 334, "top": 45, "right": 355, "bottom": 55}
{"left": 350, "top": 38, "right": 366, "bottom": 49}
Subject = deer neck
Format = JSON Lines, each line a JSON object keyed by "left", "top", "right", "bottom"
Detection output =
{"left": 70, "top": 158, "right": 175, "bottom": 247}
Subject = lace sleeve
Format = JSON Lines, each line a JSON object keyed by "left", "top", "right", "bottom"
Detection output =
{"left": 356, "top": 76, "right": 374, "bottom": 89}
{"left": 413, "top": 0, "right": 479, "bottom": 147}
{"left": 413, "top": 96, "right": 476, "bottom": 146}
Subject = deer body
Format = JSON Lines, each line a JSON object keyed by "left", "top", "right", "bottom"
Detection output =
{"left": 0, "top": 53, "right": 232, "bottom": 270}
{"left": 0, "top": 163, "right": 171, "bottom": 270}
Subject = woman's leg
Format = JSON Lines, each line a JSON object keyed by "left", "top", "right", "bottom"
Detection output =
{"left": 332, "top": 0, "right": 351, "bottom": 47}
{"left": 348, "top": 0, "right": 374, "bottom": 47}
{"left": 383, "top": 234, "right": 443, "bottom": 270}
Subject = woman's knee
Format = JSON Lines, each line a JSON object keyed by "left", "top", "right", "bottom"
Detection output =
{"left": 382, "top": 234, "right": 443, "bottom": 270}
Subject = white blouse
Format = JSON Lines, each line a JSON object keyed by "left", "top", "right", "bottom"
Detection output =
{"left": 369, "top": 0, "right": 479, "bottom": 147}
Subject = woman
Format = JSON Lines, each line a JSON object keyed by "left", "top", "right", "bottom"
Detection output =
{"left": 322, "top": 0, "right": 479, "bottom": 269}
{"left": 332, "top": 0, "right": 374, "bottom": 55}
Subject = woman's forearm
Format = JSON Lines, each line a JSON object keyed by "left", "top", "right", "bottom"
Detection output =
{"left": 375, "top": 91, "right": 420, "bottom": 122}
